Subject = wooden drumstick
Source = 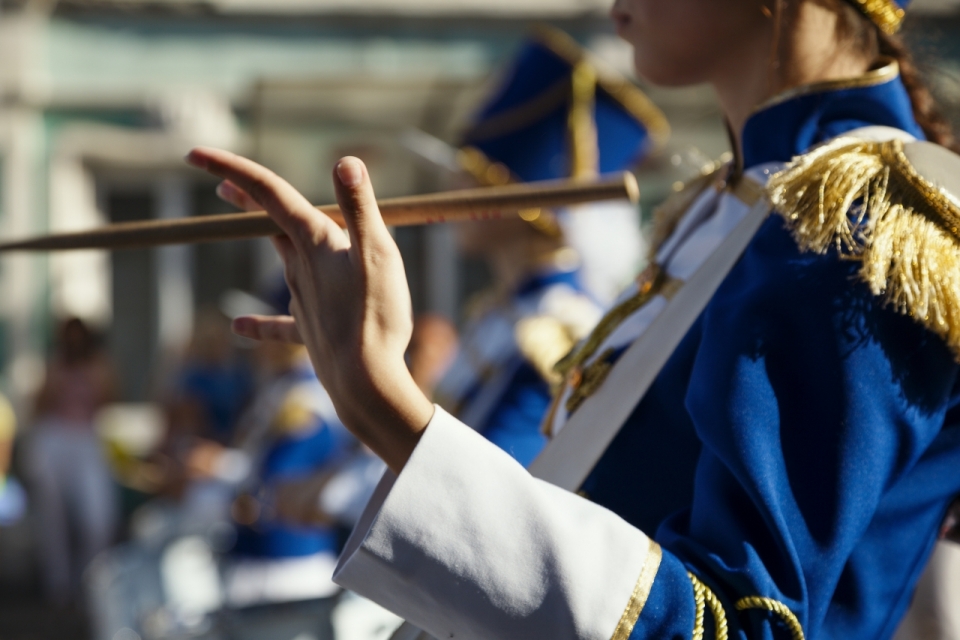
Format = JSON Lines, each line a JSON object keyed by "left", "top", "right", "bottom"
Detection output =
{"left": 0, "top": 173, "right": 639, "bottom": 252}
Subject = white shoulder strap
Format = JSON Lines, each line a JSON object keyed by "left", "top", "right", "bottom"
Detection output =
{"left": 527, "top": 185, "right": 771, "bottom": 490}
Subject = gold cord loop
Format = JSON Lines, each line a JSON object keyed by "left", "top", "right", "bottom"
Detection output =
{"left": 687, "top": 572, "right": 729, "bottom": 640}
{"left": 735, "top": 596, "right": 805, "bottom": 640}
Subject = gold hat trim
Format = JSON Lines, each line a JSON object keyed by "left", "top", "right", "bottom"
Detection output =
{"left": 462, "top": 26, "right": 670, "bottom": 154}
{"left": 847, "top": 0, "right": 906, "bottom": 34}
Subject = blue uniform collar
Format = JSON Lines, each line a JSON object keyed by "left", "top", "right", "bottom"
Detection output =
{"left": 740, "top": 59, "right": 922, "bottom": 169}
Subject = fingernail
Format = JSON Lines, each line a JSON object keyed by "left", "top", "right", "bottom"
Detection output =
{"left": 232, "top": 317, "right": 251, "bottom": 336}
{"left": 336, "top": 157, "right": 364, "bottom": 187}
{"left": 185, "top": 150, "right": 207, "bottom": 169}
{"left": 216, "top": 182, "right": 233, "bottom": 199}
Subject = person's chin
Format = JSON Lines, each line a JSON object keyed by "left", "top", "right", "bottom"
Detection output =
{"left": 633, "top": 53, "right": 700, "bottom": 88}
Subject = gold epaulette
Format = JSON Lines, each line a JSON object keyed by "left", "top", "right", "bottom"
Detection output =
{"left": 767, "top": 136, "right": 960, "bottom": 360}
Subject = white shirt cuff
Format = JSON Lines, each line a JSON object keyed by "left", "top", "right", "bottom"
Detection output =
{"left": 334, "top": 406, "right": 654, "bottom": 640}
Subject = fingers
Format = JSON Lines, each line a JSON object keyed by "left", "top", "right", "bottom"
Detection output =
{"left": 216, "top": 180, "right": 261, "bottom": 212}
{"left": 187, "top": 147, "right": 344, "bottom": 251}
{"left": 333, "top": 157, "right": 390, "bottom": 251}
{"left": 232, "top": 315, "right": 304, "bottom": 344}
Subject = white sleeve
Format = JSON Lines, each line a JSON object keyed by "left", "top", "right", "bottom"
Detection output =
{"left": 333, "top": 407, "right": 660, "bottom": 640}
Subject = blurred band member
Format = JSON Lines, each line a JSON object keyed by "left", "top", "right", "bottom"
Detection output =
{"left": 219, "top": 285, "right": 353, "bottom": 640}
{"left": 0, "top": 393, "right": 25, "bottom": 527}
{"left": 433, "top": 27, "right": 668, "bottom": 466}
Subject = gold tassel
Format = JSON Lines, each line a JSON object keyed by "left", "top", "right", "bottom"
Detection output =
{"left": 767, "top": 137, "right": 960, "bottom": 361}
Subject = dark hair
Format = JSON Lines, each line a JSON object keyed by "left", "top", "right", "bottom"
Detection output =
{"left": 829, "top": 0, "right": 959, "bottom": 151}
{"left": 877, "top": 32, "right": 958, "bottom": 152}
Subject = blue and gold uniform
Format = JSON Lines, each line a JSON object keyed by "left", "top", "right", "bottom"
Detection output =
{"left": 580, "top": 61, "right": 960, "bottom": 638}
{"left": 433, "top": 28, "right": 667, "bottom": 466}
{"left": 335, "top": 2, "right": 960, "bottom": 639}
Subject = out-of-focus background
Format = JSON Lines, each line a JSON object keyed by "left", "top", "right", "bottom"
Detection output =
{"left": 0, "top": 0, "right": 958, "bottom": 638}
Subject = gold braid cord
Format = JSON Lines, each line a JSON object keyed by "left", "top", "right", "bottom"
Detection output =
{"left": 568, "top": 60, "right": 600, "bottom": 179}
{"left": 554, "top": 266, "right": 666, "bottom": 384}
{"left": 767, "top": 137, "right": 960, "bottom": 361}
{"left": 736, "top": 597, "right": 805, "bottom": 640}
{"left": 687, "top": 573, "right": 729, "bottom": 640}
{"left": 554, "top": 163, "right": 726, "bottom": 383}
{"left": 647, "top": 163, "right": 728, "bottom": 260}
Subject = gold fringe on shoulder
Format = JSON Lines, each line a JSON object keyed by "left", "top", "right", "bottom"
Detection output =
{"left": 767, "top": 136, "right": 960, "bottom": 360}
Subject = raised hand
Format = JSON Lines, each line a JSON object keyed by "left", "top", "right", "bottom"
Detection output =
{"left": 186, "top": 149, "right": 434, "bottom": 473}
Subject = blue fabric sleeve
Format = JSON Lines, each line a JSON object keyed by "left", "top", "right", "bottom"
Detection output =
{"left": 656, "top": 218, "right": 960, "bottom": 638}
{"left": 481, "top": 361, "right": 551, "bottom": 468}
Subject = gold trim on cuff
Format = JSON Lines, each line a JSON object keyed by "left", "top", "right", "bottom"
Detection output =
{"left": 464, "top": 26, "right": 670, "bottom": 154}
{"left": 610, "top": 539, "right": 663, "bottom": 640}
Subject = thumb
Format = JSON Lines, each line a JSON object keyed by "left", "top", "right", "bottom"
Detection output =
{"left": 333, "top": 157, "right": 390, "bottom": 250}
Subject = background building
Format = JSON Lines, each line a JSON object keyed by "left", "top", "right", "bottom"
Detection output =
{"left": 0, "top": 1, "right": 959, "bottom": 637}
{"left": 0, "top": 0, "right": 740, "bottom": 411}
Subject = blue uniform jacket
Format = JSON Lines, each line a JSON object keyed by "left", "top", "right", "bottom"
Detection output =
{"left": 582, "top": 67, "right": 960, "bottom": 638}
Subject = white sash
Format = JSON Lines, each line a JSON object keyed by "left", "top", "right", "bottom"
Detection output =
{"left": 527, "top": 192, "right": 770, "bottom": 489}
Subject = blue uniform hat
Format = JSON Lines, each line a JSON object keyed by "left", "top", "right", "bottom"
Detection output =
{"left": 845, "top": 0, "right": 908, "bottom": 34}
{"left": 459, "top": 27, "right": 668, "bottom": 193}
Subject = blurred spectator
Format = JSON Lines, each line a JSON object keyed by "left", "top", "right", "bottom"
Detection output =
{"left": 0, "top": 394, "right": 13, "bottom": 480}
{"left": 28, "top": 318, "right": 119, "bottom": 606}
{"left": 0, "top": 392, "right": 26, "bottom": 527}
{"left": 171, "top": 308, "right": 254, "bottom": 446}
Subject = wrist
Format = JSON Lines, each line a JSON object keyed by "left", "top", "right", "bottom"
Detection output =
{"left": 337, "top": 360, "right": 434, "bottom": 474}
